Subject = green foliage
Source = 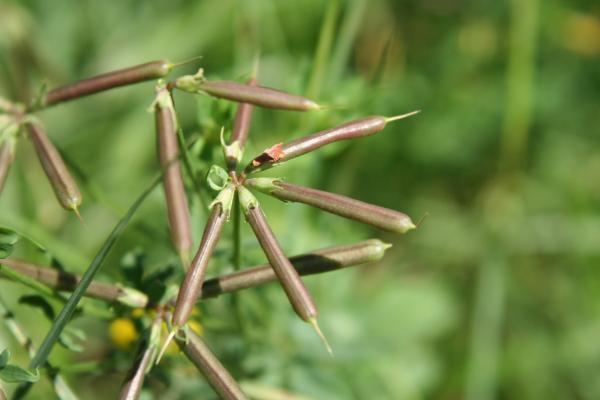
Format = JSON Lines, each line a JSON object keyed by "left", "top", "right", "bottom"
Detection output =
{"left": 0, "top": 350, "right": 39, "bottom": 384}
{"left": 0, "top": 0, "right": 599, "bottom": 399}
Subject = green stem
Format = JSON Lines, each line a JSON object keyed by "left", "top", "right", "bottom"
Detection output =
{"left": 28, "top": 173, "right": 161, "bottom": 371}
{"left": 173, "top": 109, "right": 209, "bottom": 212}
{"left": 0, "top": 296, "right": 79, "bottom": 400}
{"left": 230, "top": 192, "right": 247, "bottom": 334}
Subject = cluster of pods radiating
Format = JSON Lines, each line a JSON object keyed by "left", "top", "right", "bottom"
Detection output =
{"left": 0, "top": 58, "right": 419, "bottom": 400}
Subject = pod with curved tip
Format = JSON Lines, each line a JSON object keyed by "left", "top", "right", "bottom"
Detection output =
{"left": 44, "top": 60, "right": 174, "bottom": 106}
{"left": 237, "top": 186, "right": 318, "bottom": 323}
{"left": 26, "top": 122, "right": 82, "bottom": 213}
{"left": 244, "top": 112, "right": 419, "bottom": 174}
{"left": 176, "top": 69, "right": 319, "bottom": 111}
{"left": 177, "top": 329, "right": 248, "bottom": 400}
{"left": 154, "top": 84, "right": 193, "bottom": 266}
{"left": 246, "top": 178, "right": 415, "bottom": 233}
{"left": 171, "top": 185, "right": 234, "bottom": 329}
{"left": 200, "top": 239, "right": 391, "bottom": 299}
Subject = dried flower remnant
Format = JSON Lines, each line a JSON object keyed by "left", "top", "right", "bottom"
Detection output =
{"left": 153, "top": 83, "right": 193, "bottom": 267}
{"left": 26, "top": 121, "right": 82, "bottom": 216}
{"left": 175, "top": 69, "right": 321, "bottom": 111}
{"left": 246, "top": 178, "right": 416, "bottom": 233}
{"left": 244, "top": 112, "right": 419, "bottom": 174}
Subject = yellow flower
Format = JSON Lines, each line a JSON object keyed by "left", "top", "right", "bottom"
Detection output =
{"left": 109, "top": 318, "right": 138, "bottom": 350}
{"left": 188, "top": 320, "right": 203, "bottom": 336}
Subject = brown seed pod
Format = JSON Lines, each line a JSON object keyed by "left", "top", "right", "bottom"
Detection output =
{"left": 246, "top": 178, "right": 415, "bottom": 234}
{"left": 237, "top": 186, "right": 331, "bottom": 352}
{"left": 154, "top": 84, "right": 193, "bottom": 266}
{"left": 26, "top": 121, "right": 82, "bottom": 214}
{"left": 177, "top": 329, "right": 248, "bottom": 400}
{"left": 244, "top": 112, "right": 419, "bottom": 174}
{"left": 237, "top": 186, "right": 317, "bottom": 321}
{"left": 44, "top": 60, "right": 173, "bottom": 106}
{"left": 119, "top": 317, "right": 161, "bottom": 400}
{"left": 175, "top": 69, "right": 320, "bottom": 111}
{"left": 0, "top": 258, "right": 148, "bottom": 308}
{"left": 200, "top": 239, "right": 391, "bottom": 299}
{"left": 224, "top": 76, "right": 257, "bottom": 170}
{"left": 0, "top": 137, "right": 16, "bottom": 196}
{"left": 171, "top": 185, "right": 234, "bottom": 329}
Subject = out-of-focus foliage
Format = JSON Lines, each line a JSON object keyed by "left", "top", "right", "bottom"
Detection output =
{"left": 0, "top": 0, "right": 599, "bottom": 399}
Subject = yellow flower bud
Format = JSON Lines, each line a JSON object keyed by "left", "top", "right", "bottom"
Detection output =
{"left": 109, "top": 318, "right": 138, "bottom": 350}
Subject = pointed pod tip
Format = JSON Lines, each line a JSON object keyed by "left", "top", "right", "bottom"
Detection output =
{"left": 315, "top": 103, "right": 347, "bottom": 111}
{"left": 385, "top": 110, "right": 421, "bottom": 124}
{"left": 251, "top": 53, "right": 261, "bottom": 79}
{"left": 156, "top": 328, "right": 178, "bottom": 365}
{"left": 382, "top": 242, "right": 393, "bottom": 250}
{"left": 415, "top": 212, "right": 429, "bottom": 229}
{"left": 168, "top": 55, "right": 203, "bottom": 70}
{"left": 71, "top": 206, "right": 86, "bottom": 228}
{"left": 308, "top": 318, "right": 334, "bottom": 357}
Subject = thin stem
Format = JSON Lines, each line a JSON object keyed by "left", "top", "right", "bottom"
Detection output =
{"left": 0, "top": 296, "right": 79, "bottom": 400}
{"left": 230, "top": 191, "right": 247, "bottom": 333}
{"left": 28, "top": 174, "right": 162, "bottom": 371}
{"left": 173, "top": 108, "right": 209, "bottom": 212}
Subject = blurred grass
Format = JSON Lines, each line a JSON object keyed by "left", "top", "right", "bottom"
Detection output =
{"left": 0, "top": 0, "right": 600, "bottom": 399}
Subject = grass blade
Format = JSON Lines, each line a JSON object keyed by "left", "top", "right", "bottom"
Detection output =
{"left": 28, "top": 174, "right": 161, "bottom": 370}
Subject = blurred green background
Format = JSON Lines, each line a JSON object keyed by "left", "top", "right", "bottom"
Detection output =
{"left": 1, "top": 0, "right": 599, "bottom": 399}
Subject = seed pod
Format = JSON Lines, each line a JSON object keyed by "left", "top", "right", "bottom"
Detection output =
{"left": 44, "top": 60, "right": 173, "bottom": 106}
{"left": 177, "top": 329, "right": 248, "bottom": 400}
{"left": 172, "top": 185, "right": 234, "bottom": 329}
{"left": 176, "top": 69, "right": 319, "bottom": 111}
{"left": 244, "top": 112, "right": 419, "bottom": 174}
{"left": 154, "top": 84, "right": 193, "bottom": 265}
{"left": 200, "top": 239, "right": 391, "bottom": 299}
{"left": 246, "top": 178, "right": 415, "bottom": 234}
{"left": 238, "top": 186, "right": 317, "bottom": 322}
{"left": 119, "top": 318, "right": 161, "bottom": 400}
{"left": 0, "top": 137, "right": 16, "bottom": 195}
{"left": 224, "top": 76, "right": 257, "bottom": 170}
{"left": 0, "top": 258, "right": 148, "bottom": 308}
{"left": 26, "top": 121, "right": 82, "bottom": 213}
{"left": 238, "top": 186, "right": 331, "bottom": 352}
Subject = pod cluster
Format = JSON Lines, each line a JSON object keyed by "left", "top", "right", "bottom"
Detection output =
{"left": 0, "top": 58, "right": 419, "bottom": 400}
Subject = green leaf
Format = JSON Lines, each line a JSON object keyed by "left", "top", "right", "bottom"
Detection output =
{"left": 0, "top": 349, "right": 9, "bottom": 368}
{"left": 206, "top": 164, "right": 229, "bottom": 191}
{"left": 58, "top": 327, "right": 85, "bottom": 353}
{"left": 29, "top": 174, "right": 162, "bottom": 369}
{"left": 19, "top": 295, "right": 56, "bottom": 322}
{"left": 0, "top": 227, "right": 19, "bottom": 259}
{"left": 0, "top": 365, "right": 39, "bottom": 383}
